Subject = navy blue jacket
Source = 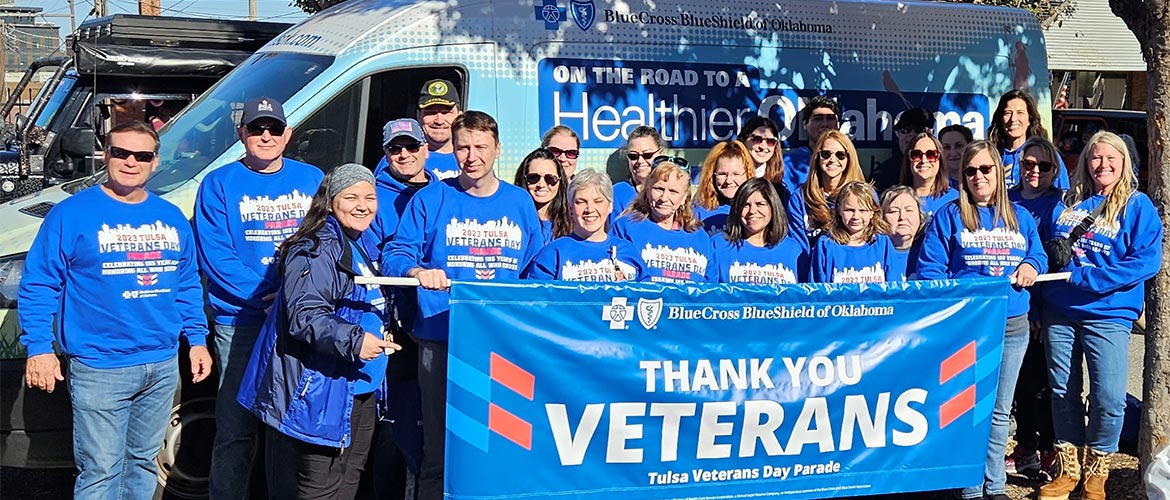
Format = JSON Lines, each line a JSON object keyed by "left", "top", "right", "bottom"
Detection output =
{"left": 237, "top": 216, "right": 372, "bottom": 448}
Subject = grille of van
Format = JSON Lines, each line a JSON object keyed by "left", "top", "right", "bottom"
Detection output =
{"left": 19, "top": 202, "right": 55, "bottom": 218}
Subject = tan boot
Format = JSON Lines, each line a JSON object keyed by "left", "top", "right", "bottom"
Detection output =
{"left": 1082, "top": 447, "right": 1111, "bottom": 500}
{"left": 1039, "top": 443, "right": 1081, "bottom": 500}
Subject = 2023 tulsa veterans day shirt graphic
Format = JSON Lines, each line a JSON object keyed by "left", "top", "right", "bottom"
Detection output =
{"left": 238, "top": 190, "right": 314, "bottom": 266}
{"left": 445, "top": 217, "right": 527, "bottom": 280}
{"left": 98, "top": 221, "right": 183, "bottom": 300}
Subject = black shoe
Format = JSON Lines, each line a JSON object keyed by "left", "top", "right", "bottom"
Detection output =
{"left": 983, "top": 494, "right": 1011, "bottom": 500}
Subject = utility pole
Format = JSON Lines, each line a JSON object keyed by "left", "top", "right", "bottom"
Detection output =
{"left": 1, "top": 20, "right": 7, "bottom": 118}
{"left": 69, "top": 0, "right": 76, "bottom": 32}
{"left": 249, "top": 0, "right": 257, "bottom": 20}
{"left": 139, "top": 0, "right": 160, "bottom": 16}
{"left": 94, "top": 0, "right": 107, "bottom": 17}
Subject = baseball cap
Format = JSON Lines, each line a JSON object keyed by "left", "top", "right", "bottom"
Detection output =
{"left": 240, "top": 97, "right": 286, "bottom": 126}
{"left": 383, "top": 118, "right": 426, "bottom": 146}
{"left": 418, "top": 79, "right": 459, "bottom": 109}
{"left": 894, "top": 108, "right": 935, "bottom": 132}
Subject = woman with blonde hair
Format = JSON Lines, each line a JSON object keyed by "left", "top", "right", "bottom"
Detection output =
{"left": 611, "top": 161, "right": 713, "bottom": 283}
{"left": 918, "top": 140, "right": 1046, "bottom": 500}
{"left": 798, "top": 130, "right": 866, "bottom": 244}
{"left": 1039, "top": 131, "right": 1162, "bottom": 500}
{"left": 810, "top": 181, "right": 901, "bottom": 283}
{"left": 694, "top": 140, "right": 754, "bottom": 235}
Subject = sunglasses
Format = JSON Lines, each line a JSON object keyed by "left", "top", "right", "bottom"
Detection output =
{"left": 652, "top": 155, "right": 689, "bottom": 170}
{"left": 547, "top": 146, "right": 580, "bottom": 159}
{"left": 525, "top": 173, "right": 560, "bottom": 186}
{"left": 896, "top": 127, "right": 927, "bottom": 135}
{"left": 386, "top": 142, "right": 423, "bottom": 155}
{"left": 107, "top": 146, "right": 157, "bottom": 162}
{"left": 818, "top": 150, "right": 848, "bottom": 161}
{"left": 963, "top": 164, "right": 996, "bottom": 177}
{"left": 245, "top": 122, "right": 286, "bottom": 136}
{"left": 1020, "top": 159, "right": 1055, "bottom": 173}
{"left": 747, "top": 134, "right": 779, "bottom": 147}
{"left": 909, "top": 149, "right": 940, "bottom": 162}
{"left": 627, "top": 151, "right": 660, "bottom": 162}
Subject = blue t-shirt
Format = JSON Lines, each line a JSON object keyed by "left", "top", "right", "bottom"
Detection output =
{"left": 612, "top": 181, "right": 638, "bottom": 224}
{"left": 711, "top": 233, "right": 807, "bottom": 284}
{"left": 349, "top": 238, "right": 388, "bottom": 395}
{"left": 1009, "top": 188, "right": 1063, "bottom": 241}
{"left": 540, "top": 219, "right": 554, "bottom": 245}
{"left": 918, "top": 202, "right": 1047, "bottom": 318}
{"left": 194, "top": 158, "right": 323, "bottom": 326}
{"left": 19, "top": 186, "right": 208, "bottom": 368}
{"left": 428, "top": 151, "right": 461, "bottom": 180}
{"left": 890, "top": 241, "right": 923, "bottom": 280}
{"left": 383, "top": 178, "right": 544, "bottom": 342}
{"left": 1002, "top": 144, "right": 1070, "bottom": 191}
{"left": 921, "top": 188, "right": 960, "bottom": 220}
{"left": 611, "top": 215, "right": 713, "bottom": 284}
{"left": 810, "top": 233, "right": 904, "bottom": 283}
{"left": 695, "top": 203, "right": 731, "bottom": 236}
{"left": 524, "top": 234, "right": 647, "bottom": 281}
{"left": 783, "top": 146, "right": 812, "bottom": 189}
{"left": 1041, "top": 193, "right": 1163, "bottom": 324}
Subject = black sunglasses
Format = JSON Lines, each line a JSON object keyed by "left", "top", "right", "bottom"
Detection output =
{"left": 547, "top": 146, "right": 580, "bottom": 159}
{"left": 525, "top": 173, "right": 560, "bottom": 186}
{"left": 818, "top": 150, "right": 848, "bottom": 161}
{"left": 964, "top": 164, "right": 996, "bottom": 177}
{"left": 107, "top": 146, "right": 157, "bottom": 162}
{"left": 627, "top": 151, "right": 659, "bottom": 162}
{"left": 1020, "top": 159, "right": 1055, "bottom": 173}
{"left": 386, "top": 142, "right": 423, "bottom": 155}
{"left": 245, "top": 122, "right": 286, "bottom": 136}
{"left": 652, "top": 155, "right": 689, "bottom": 170}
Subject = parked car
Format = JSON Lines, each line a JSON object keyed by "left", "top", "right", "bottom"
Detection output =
{"left": 1053, "top": 108, "right": 1148, "bottom": 188}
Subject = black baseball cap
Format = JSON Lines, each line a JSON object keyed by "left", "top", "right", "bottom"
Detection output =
{"left": 894, "top": 108, "right": 935, "bottom": 132}
{"left": 418, "top": 79, "right": 459, "bottom": 109}
{"left": 240, "top": 97, "right": 286, "bottom": 126}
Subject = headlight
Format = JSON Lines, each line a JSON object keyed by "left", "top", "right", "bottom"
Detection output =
{"left": 0, "top": 254, "right": 26, "bottom": 308}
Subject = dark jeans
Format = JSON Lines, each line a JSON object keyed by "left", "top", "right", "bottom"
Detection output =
{"left": 416, "top": 340, "right": 447, "bottom": 500}
{"left": 265, "top": 392, "right": 377, "bottom": 500}
{"left": 1013, "top": 336, "right": 1054, "bottom": 452}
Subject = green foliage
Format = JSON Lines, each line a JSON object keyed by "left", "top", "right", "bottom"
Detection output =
{"left": 941, "top": 0, "right": 1065, "bottom": 22}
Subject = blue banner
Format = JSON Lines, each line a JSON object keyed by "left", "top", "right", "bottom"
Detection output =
{"left": 447, "top": 279, "right": 1010, "bottom": 499}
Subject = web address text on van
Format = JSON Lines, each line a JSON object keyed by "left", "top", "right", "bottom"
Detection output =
{"left": 605, "top": 10, "right": 833, "bottom": 33}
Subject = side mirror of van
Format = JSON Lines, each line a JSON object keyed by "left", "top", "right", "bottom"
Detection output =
{"left": 49, "top": 127, "right": 97, "bottom": 179}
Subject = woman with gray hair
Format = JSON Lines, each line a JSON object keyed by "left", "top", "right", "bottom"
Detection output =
{"left": 524, "top": 169, "right": 646, "bottom": 281}
{"left": 880, "top": 185, "right": 925, "bottom": 280}
{"left": 237, "top": 163, "right": 402, "bottom": 499}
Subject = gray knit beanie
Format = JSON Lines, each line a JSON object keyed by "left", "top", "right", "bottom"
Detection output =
{"left": 327, "top": 163, "right": 375, "bottom": 199}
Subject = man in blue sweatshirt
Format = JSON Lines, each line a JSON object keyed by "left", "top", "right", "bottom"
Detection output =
{"left": 383, "top": 111, "right": 543, "bottom": 500}
{"left": 194, "top": 97, "right": 324, "bottom": 499}
{"left": 416, "top": 79, "right": 463, "bottom": 180}
{"left": 19, "top": 121, "right": 212, "bottom": 499}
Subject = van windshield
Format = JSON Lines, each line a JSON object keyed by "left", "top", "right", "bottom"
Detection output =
{"left": 33, "top": 74, "right": 77, "bottom": 129}
{"left": 145, "top": 52, "right": 333, "bottom": 195}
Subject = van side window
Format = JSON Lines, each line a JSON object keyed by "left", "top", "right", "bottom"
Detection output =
{"left": 288, "top": 82, "right": 364, "bottom": 172}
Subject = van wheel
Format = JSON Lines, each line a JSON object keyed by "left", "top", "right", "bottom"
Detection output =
{"left": 155, "top": 397, "right": 216, "bottom": 499}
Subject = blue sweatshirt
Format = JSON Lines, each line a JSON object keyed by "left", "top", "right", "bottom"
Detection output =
{"left": 194, "top": 159, "right": 323, "bottom": 326}
{"left": 383, "top": 178, "right": 543, "bottom": 342}
{"left": 810, "top": 233, "right": 904, "bottom": 283}
{"left": 890, "top": 241, "right": 923, "bottom": 280}
{"left": 365, "top": 162, "right": 434, "bottom": 253}
{"left": 921, "top": 188, "right": 960, "bottom": 220}
{"left": 429, "top": 151, "right": 461, "bottom": 180}
{"left": 612, "top": 181, "right": 638, "bottom": 223}
{"left": 918, "top": 202, "right": 1046, "bottom": 318}
{"left": 19, "top": 186, "right": 208, "bottom": 368}
{"left": 783, "top": 146, "right": 812, "bottom": 189}
{"left": 523, "top": 234, "right": 647, "bottom": 281}
{"left": 1041, "top": 193, "right": 1163, "bottom": 324}
{"left": 349, "top": 237, "right": 388, "bottom": 395}
{"left": 540, "top": 219, "right": 554, "bottom": 245}
{"left": 777, "top": 179, "right": 810, "bottom": 253}
{"left": 711, "top": 233, "right": 808, "bottom": 284}
{"left": 695, "top": 203, "right": 731, "bottom": 236}
{"left": 611, "top": 215, "right": 714, "bottom": 284}
{"left": 1003, "top": 145, "right": 1070, "bottom": 191}
{"left": 1009, "top": 188, "right": 1063, "bottom": 241}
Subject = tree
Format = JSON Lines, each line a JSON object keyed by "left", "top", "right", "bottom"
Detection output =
{"left": 1110, "top": 0, "right": 1170, "bottom": 480}
{"left": 294, "top": 0, "right": 351, "bottom": 14}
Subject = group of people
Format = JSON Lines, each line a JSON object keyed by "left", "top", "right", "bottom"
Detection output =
{"left": 17, "top": 78, "right": 1161, "bottom": 500}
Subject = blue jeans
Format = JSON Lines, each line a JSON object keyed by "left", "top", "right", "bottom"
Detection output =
{"left": 209, "top": 323, "right": 262, "bottom": 499}
{"left": 69, "top": 355, "right": 179, "bottom": 500}
{"left": 962, "top": 315, "right": 1029, "bottom": 499}
{"left": 1044, "top": 313, "right": 1131, "bottom": 453}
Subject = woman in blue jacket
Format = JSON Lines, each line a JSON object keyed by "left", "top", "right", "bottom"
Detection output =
{"left": 238, "top": 164, "right": 401, "bottom": 500}
{"left": 1039, "top": 132, "right": 1163, "bottom": 500}
{"left": 918, "top": 141, "right": 1046, "bottom": 500}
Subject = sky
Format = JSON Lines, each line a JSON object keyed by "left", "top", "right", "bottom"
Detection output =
{"left": 18, "top": 0, "right": 309, "bottom": 32}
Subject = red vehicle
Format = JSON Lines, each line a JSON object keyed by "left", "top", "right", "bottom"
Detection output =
{"left": 1053, "top": 109, "right": 1148, "bottom": 188}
